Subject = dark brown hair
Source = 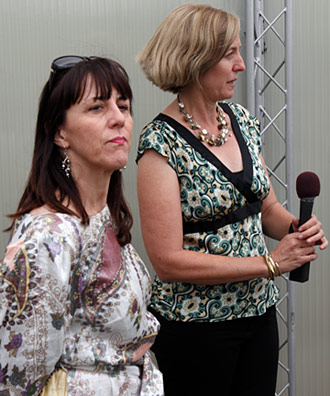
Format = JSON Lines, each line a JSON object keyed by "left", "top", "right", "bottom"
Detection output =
{"left": 8, "top": 57, "right": 133, "bottom": 246}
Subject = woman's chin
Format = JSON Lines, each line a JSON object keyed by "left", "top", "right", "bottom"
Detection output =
{"left": 114, "top": 159, "right": 128, "bottom": 172}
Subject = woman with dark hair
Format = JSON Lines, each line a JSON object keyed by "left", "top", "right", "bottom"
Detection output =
{"left": 0, "top": 56, "right": 163, "bottom": 396}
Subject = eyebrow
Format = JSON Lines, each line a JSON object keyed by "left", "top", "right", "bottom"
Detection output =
{"left": 227, "top": 45, "right": 241, "bottom": 53}
{"left": 82, "top": 93, "right": 128, "bottom": 104}
{"left": 116, "top": 94, "right": 128, "bottom": 101}
{"left": 93, "top": 95, "right": 107, "bottom": 101}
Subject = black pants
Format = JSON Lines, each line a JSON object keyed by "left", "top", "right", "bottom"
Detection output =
{"left": 151, "top": 306, "right": 279, "bottom": 396}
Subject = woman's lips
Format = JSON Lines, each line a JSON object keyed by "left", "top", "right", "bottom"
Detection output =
{"left": 109, "top": 137, "right": 126, "bottom": 145}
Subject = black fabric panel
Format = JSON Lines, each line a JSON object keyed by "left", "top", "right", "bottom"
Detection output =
{"left": 182, "top": 200, "right": 262, "bottom": 234}
{"left": 155, "top": 104, "right": 258, "bottom": 203}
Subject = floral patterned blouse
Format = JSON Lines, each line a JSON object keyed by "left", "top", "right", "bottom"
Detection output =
{"left": 136, "top": 102, "right": 279, "bottom": 322}
{"left": 0, "top": 206, "right": 163, "bottom": 395}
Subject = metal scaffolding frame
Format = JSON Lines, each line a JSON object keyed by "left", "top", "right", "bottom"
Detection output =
{"left": 245, "top": 1, "right": 295, "bottom": 395}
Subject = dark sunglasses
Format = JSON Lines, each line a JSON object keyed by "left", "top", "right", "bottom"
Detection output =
{"left": 50, "top": 55, "right": 96, "bottom": 73}
{"left": 48, "top": 55, "right": 97, "bottom": 92}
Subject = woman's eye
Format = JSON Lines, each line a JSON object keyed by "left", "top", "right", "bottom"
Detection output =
{"left": 89, "top": 104, "right": 103, "bottom": 111}
{"left": 225, "top": 51, "right": 234, "bottom": 58}
{"left": 118, "top": 102, "right": 130, "bottom": 112}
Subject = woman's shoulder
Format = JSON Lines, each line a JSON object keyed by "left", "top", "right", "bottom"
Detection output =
{"left": 29, "top": 204, "right": 57, "bottom": 216}
{"left": 0, "top": 212, "right": 81, "bottom": 304}
{"left": 137, "top": 115, "right": 182, "bottom": 165}
{"left": 141, "top": 115, "right": 178, "bottom": 138}
{"left": 8, "top": 210, "right": 81, "bottom": 250}
{"left": 223, "top": 101, "right": 261, "bottom": 135}
{"left": 222, "top": 101, "right": 257, "bottom": 120}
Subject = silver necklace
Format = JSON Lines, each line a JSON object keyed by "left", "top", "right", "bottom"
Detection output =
{"left": 177, "top": 95, "right": 232, "bottom": 146}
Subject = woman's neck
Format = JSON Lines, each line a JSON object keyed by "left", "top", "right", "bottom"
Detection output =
{"left": 74, "top": 175, "right": 110, "bottom": 216}
{"left": 164, "top": 88, "right": 220, "bottom": 130}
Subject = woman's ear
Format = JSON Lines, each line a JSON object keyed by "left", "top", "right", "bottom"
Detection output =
{"left": 54, "top": 127, "right": 68, "bottom": 149}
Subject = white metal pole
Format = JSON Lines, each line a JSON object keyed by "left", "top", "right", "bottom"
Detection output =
{"left": 246, "top": 2, "right": 295, "bottom": 394}
{"left": 285, "top": 0, "right": 296, "bottom": 394}
{"left": 245, "top": 0, "right": 255, "bottom": 114}
{"left": 255, "top": 0, "right": 265, "bottom": 132}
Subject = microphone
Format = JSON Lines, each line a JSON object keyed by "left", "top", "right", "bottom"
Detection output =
{"left": 289, "top": 171, "right": 320, "bottom": 282}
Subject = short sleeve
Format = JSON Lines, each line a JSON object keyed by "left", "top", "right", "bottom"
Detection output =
{"left": 136, "top": 120, "right": 178, "bottom": 171}
{"left": 0, "top": 214, "right": 78, "bottom": 395}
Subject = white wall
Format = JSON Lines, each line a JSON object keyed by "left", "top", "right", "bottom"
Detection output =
{"left": 0, "top": 1, "right": 329, "bottom": 395}
{"left": 292, "top": 2, "right": 330, "bottom": 395}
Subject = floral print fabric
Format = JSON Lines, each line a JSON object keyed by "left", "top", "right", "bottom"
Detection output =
{"left": 0, "top": 206, "right": 163, "bottom": 395}
{"left": 136, "top": 102, "right": 279, "bottom": 322}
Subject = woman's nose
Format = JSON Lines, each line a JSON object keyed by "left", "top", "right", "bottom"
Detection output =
{"left": 235, "top": 54, "right": 246, "bottom": 72}
{"left": 108, "top": 103, "right": 125, "bottom": 128}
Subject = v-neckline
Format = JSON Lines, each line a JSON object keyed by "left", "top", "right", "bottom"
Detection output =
{"left": 155, "top": 103, "right": 258, "bottom": 203}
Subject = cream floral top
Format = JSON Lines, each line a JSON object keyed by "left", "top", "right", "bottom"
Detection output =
{"left": 0, "top": 206, "right": 163, "bottom": 395}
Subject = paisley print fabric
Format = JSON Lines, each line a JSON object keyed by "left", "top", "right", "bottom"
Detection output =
{"left": 136, "top": 102, "right": 279, "bottom": 322}
{"left": 0, "top": 206, "right": 163, "bottom": 395}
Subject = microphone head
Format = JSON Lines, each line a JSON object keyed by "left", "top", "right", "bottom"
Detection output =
{"left": 296, "top": 171, "right": 320, "bottom": 198}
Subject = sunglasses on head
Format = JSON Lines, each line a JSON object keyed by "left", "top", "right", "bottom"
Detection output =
{"left": 50, "top": 55, "right": 96, "bottom": 73}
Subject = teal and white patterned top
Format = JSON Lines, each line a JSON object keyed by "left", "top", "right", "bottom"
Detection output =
{"left": 136, "top": 102, "right": 279, "bottom": 322}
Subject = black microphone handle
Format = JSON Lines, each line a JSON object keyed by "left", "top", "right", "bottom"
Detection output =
{"left": 289, "top": 198, "right": 314, "bottom": 283}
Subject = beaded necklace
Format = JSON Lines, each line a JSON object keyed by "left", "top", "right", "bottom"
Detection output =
{"left": 177, "top": 95, "right": 232, "bottom": 146}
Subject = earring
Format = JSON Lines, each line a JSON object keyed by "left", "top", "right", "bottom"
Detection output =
{"left": 62, "top": 149, "right": 71, "bottom": 178}
{"left": 119, "top": 165, "right": 127, "bottom": 172}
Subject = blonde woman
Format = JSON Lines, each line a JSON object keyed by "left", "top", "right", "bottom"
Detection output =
{"left": 136, "top": 4, "right": 327, "bottom": 396}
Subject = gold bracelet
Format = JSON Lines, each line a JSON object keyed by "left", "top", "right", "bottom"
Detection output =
{"left": 269, "top": 253, "right": 282, "bottom": 277}
{"left": 264, "top": 254, "right": 275, "bottom": 280}
{"left": 267, "top": 254, "right": 277, "bottom": 277}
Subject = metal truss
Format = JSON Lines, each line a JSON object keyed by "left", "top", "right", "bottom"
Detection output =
{"left": 245, "top": 1, "right": 295, "bottom": 395}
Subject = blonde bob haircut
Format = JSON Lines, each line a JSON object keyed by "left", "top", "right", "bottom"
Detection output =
{"left": 137, "top": 3, "right": 240, "bottom": 93}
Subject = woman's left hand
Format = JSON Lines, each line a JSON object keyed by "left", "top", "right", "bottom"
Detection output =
{"left": 292, "top": 214, "right": 328, "bottom": 250}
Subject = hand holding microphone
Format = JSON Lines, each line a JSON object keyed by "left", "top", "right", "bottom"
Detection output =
{"left": 289, "top": 171, "right": 320, "bottom": 282}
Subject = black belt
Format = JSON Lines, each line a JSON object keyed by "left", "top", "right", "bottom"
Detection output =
{"left": 183, "top": 200, "right": 262, "bottom": 234}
